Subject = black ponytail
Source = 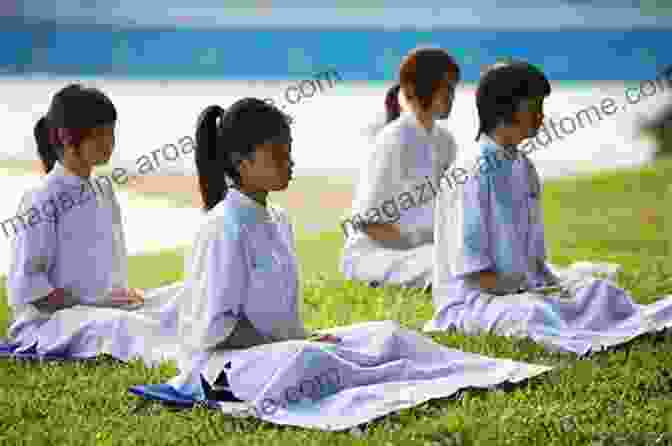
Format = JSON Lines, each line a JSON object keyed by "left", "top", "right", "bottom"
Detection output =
{"left": 195, "top": 105, "right": 228, "bottom": 211}
{"left": 34, "top": 116, "right": 60, "bottom": 173}
{"left": 385, "top": 84, "right": 402, "bottom": 124}
{"left": 194, "top": 98, "right": 292, "bottom": 211}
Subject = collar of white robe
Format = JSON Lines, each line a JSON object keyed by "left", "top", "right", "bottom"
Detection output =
{"left": 223, "top": 187, "right": 273, "bottom": 222}
{"left": 481, "top": 133, "right": 520, "bottom": 159}
{"left": 51, "top": 161, "right": 96, "bottom": 186}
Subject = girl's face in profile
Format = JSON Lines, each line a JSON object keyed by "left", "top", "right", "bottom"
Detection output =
{"left": 240, "top": 130, "right": 294, "bottom": 192}
{"left": 515, "top": 96, "right": 545, "bottom": 139}
{"left": 76, "top": 123, "right": 116, "bottom": 167}
{"left": 429, "top": 71, "right": 459, "bottom": 120}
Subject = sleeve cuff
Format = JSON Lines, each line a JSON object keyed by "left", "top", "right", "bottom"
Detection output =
{"left": 454, "top": 259, "right": 494, "bottom": 279}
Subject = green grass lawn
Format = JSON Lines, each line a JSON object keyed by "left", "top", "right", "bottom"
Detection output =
{"left": 2, "top": 161, "right": 672, "bottom": 445}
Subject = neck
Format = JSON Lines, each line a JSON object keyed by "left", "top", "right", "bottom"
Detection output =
{"left": 61, "top": 152, "right": 92, "bottom": 179}
{"left": 488, "top": 127, "right": 522, "bottom": 150}
{"left": 407, "top": 102, "right": 434, "bottom": 132}
{"left": 415, "top": 111, "right": 435, "bottom": 132}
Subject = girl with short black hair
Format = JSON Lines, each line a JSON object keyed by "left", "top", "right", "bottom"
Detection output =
{"left": 427, "top": 60, "right": 672, "bottom": 355}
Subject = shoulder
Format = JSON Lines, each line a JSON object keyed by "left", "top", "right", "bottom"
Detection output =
{"left": 443, "top": 142, "right": 495, "bottom": 189}
{"left": 198, "top": 201, "right": 250, "bottom": 244}
{"left": 198, "top": 200, "right": 291, "bottom": 243}
{"left": 374, "top": 115, "right": 414, "bottom": 148}
{"left": 367, "top": 120, "right": 414, "bottom": 172}
{"left": 18, "top": 174, "right": 68, "bottom": 210}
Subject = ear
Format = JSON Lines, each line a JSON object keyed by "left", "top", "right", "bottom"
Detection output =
{"left": 236, "top": 157, "right": 250, "bottom": 172}
{"left": 236, "top": 154, "right": 256, "bottom": 178}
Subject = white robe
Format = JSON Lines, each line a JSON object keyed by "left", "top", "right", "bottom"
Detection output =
{"left": 177, "top": 188, "right": 308, "bottom": 361}
{"left": 425, "top": 135, "right": 672, "bottom": 355}
{"left": 166, "top": 188, "right": 551, "bottom": 430}
{"left": 4, "top": 176, "right": 552, "bottom": 431}
{"left": 340, "top": 112, "right": 458, "bottom": 289}
{"left": 5, "top": 162, "right": 181, "bottom": 360}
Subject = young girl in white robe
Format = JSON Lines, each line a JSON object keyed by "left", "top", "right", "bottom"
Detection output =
{"left": 5, "top": 84, "right": 180, "bottom": 360}
{"left": 161, "top": 98, "right": 550, "bottom": 430}
{"left": 426, "top": 61, "right": 672, "bottom": 355}
{"left": 340, "top": 48, "right": 460, "bottom": 290}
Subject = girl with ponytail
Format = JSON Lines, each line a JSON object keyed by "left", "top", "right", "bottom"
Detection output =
{"left": 151, "top": 98, "right": 551, "bottom": 412}
{"left": 171, "top": 97, "right": 345, "bottom": 399}
{"left": 6, "top": 84, "right": 150, "bottom": 356}
{"left": 33, "top": 83, "right": 117, "bottom": 175}
{"left": 193, "top": 99, "right": 296, "bottom": 211}
{"left": 342, "top": 47, "right": 461, "bottom": 292}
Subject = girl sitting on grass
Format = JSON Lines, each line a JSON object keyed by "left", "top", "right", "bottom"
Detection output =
{"left": 426, "top": 60, "right": 672, "bottom": 355}
{"left": 158, "top": 98, "right": 550, "bottom": 427}
{"left": 178, "top": 98, "right": 325, "bottom": 352}
{"left": 5, "top": 84, "right": 180, "bottom": 360}
{"left": 340, "top": 47, "right": 460, "bottom": 291}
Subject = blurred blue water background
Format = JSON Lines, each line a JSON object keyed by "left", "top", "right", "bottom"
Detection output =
{"left": 1, "top": 17, "right": 668, "bottom": 82}
{"left": 1, "top": 3, "right": 671, "bottom": 176}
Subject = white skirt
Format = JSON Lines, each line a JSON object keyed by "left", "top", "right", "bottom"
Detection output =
{"left": 340, "top": 234, "right": 433, "bottom": 289}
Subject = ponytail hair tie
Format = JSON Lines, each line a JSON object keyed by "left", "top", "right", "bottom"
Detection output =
{"left": 48, "top": 127, "right": 74, "bottom": 146}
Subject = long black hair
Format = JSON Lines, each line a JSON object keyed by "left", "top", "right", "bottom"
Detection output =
{"left": 35, "top": 83, "right": 117, "bottom": 173}
{"left": 475, "top": 60, "right": 551, "bottom": 141}
{"left": 194, "top": 97, "right": 291, "bottom": 211}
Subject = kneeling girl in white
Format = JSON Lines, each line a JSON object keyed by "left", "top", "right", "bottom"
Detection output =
{"left": 340, "top": 48, "right": 460, "bottom": 290}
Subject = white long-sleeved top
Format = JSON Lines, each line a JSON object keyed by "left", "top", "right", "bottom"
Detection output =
{"left": 340, "top": 112, "right": 458, "bottom": 284}
{"left": 177, "top": 188, "right": 308, "bottom": 356}
{"left": 7, "top": 162, "right": 128, "bottom": 336}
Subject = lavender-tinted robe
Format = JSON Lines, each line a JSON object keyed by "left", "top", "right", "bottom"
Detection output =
{"left": 165, "top": 189, "right": 551, "bottom": 431}
{"left": 426, "top": 135, "right": 672, "bottom": 355}
{"left": 5, "top": 162, "right": 182, "bottom": 361}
